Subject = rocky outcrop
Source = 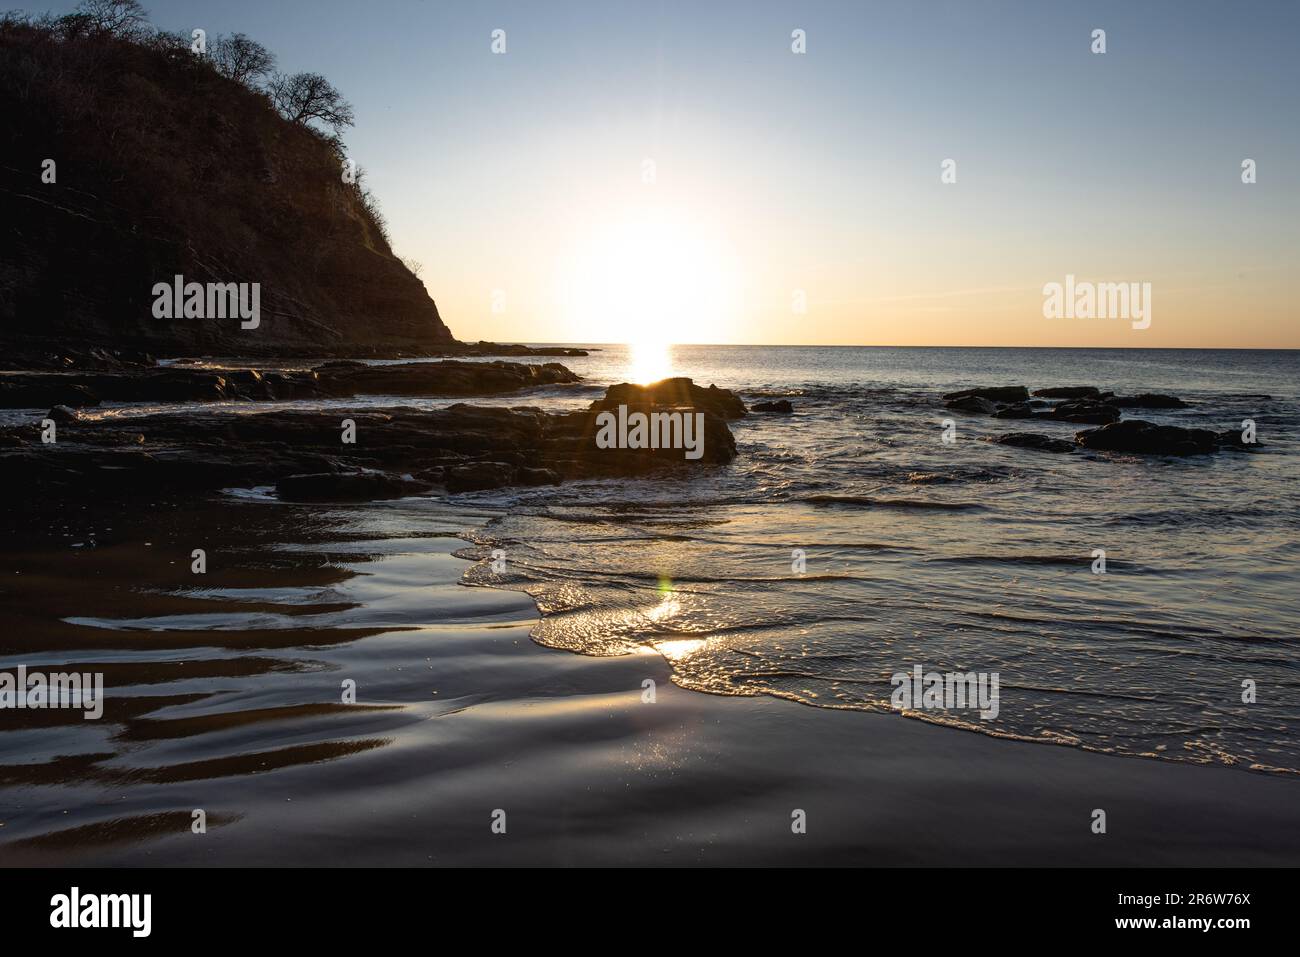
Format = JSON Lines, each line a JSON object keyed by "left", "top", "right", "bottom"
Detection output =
{"left": 1037, "top": 398, "right": 1120, "bottom": 424}
{"left": 992, "top": 402, "right": 1036, "bottom": 419}
{"left": 593, "top": 377, "right": 747, "bottom": 419}
{"left": 1031, "top": 386, "right": 1100, "bottom": 399}
{"left": 945, "top": 395, "right": 1000, "bottom": 415}
{"left": 0, "top": 360, "right": 581, "bottom": 408}
{"left": 752, "top": 399, "right": 794, "bottom": 414}
{"left": 1074, "top": 420, "right": 1218, "bottom": 456}
{"left": 940, "top": 384, "right": 1190, "bottom": 427}
{"left": 0, "top": 17, "right": 453, "bottom": 357}
{"left": 986, "top": 433, "right": 1076, "bottom": 453}
{"left": 0, "top": 378, "right": 743, "bottom": 501}
{"left": 278, "top": 470, "right": 430, "bottom": 502}
{"left": 942, "top": 386, "right": 1030, "bottom": 404}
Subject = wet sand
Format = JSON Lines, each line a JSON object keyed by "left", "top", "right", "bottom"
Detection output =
{"left": 2, "top": 494, "right": 1297, "bottom": 866}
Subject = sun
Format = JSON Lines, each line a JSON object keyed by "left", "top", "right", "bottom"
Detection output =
{"left": 558, "top": 210, "right": 741, "bottom": 382}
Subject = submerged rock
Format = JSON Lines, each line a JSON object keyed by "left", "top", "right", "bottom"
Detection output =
{"left": 942, "top": 386, "right": 1029, "bottom": 404}
{"left": 752, "top": 399, "right": 794, "bottom": 414}
{"left": 1215, "top": 429, "right": 1265, "bottom": 451}
{"left": 45, "top": 405, "right": 83, "bottom": 424}
{"left": 445, "top": 461, "right": 517, "bottom": 493}
{"left": 1031, "top": 386, "right": 1100, "bottom": 399}
{"left": 1039, "top": 398, "right": 1121, "bottom": 424}
{"left": 1075, "top": 420, "right": 1218, "bottom": 455}
{"left": 945, "top": 395, "right": 1000, "bottom": 415}
{"left": 986, "top": 433, "right": 1075, "bottom": 453}
{"left": 278, "top": 471, "right": 430, "bottom": 502}
{"left": 992, "top": 402, "right": 1036, "bottom": 419}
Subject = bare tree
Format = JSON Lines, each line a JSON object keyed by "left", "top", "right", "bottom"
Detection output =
{"left": 76, "top": 0, "right": 149, "bottom": 37}
{"left": 269, "top": 71, "right": 354, "bottom": 134}
{"left": 212, "top": 33, "right": 275, "bottom": 87}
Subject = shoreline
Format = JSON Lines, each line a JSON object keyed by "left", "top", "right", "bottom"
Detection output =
{"left": 3, "top": 493, "right": 1297, "bottom": 867}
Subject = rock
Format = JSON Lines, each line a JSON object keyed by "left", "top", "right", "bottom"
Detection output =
{"left": 277, "top": 471, "right": 428, "bottom": 502}
{"left": 446, "top": 341, "right": 590, "bottom": 358}
{"left": 992, "top": 402, "right": 1036, "bottom": 419}
{"left": 1109, "top": 393, "right": 1187, "bottom": 409}
{"left": 517, "top": 466, "right": 561, "bottom": 486}
{"left": 752, "top": 399, "right": 794, "bottom": 414}
{"left": 942, "top": 386, "right": 1029, "bottom": 403}
{"left": 986, "top": 433, "right": 1075, "bottom": 453}
{"left": 1075, "top": 420, "right": 1218, "bottom": 456}
{"left": 311, "top": 360, "right": 581, "bottom": 398}
{"left": 945, "top": 395, "right": 999, "bottom": 415}
{"left": 0, "top": 378, "right": 739, "bottom": 499}
{"left": 1216, "top": 429, "right": 1264, "bottom": 451}
{"left": 446, "top": 461, "right": 517, "bottom": 493}
{"left": 276, "top": 471, "right": 422, "bottom": 501}
{"left": 1031, "top": 386, "right": 1099, "bottom": 399}
{"left": 45, "top": 405, "right": 82, "bottom": 424}
{"left": 1041, "top": 399, "right": 1121, "bottom": 424}
{"left": 0, "top": 360, "right": 579, "bottom": 407}
{"left": 593, "top": 377, "right": 747, "bottom": 419}
{"left": 0, "top": 380, "right": 101, "bottom": 409}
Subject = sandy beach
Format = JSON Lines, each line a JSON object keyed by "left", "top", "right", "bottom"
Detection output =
{"left": 3, "top": 491, "right": 1296, "bottom": 867}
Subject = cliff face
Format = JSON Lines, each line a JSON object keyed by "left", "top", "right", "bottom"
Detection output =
{"left": 0, "top": 19, "right": 454, "bottom": 357}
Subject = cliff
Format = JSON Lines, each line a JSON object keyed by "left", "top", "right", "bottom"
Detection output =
{"left": 0, "top": 14, "right": 454, "bottom": 357}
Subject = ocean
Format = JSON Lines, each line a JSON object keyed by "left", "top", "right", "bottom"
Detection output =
{"left": 454, "top": 345, "right": 1300, "bottom": 773}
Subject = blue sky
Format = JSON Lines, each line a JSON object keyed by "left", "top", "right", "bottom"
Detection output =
{"left": 32, "top": 0, "right": 1300, "bottom": 346}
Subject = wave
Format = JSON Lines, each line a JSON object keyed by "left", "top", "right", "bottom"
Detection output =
{"left": 800, "top": 494, "right": 984, "bottom": 511}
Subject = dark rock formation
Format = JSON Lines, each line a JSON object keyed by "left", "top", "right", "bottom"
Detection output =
{"left": 0, "top": 360, "right": 581, "bottom": 408}
{"left": 942, "top": 386, "right": 1030, "bottom": 404}
{"left": 1075, "top": 420, "right": 1218, "bottom": 456}
{"left": 0, "top": 378, "right": 742, "bottom": 501}
{"left": 992, "top": 402, "right": 1036, "bottom": 419}
{"left": 45, "top": 404, "right": 83, "bottom": 424}
{"left": 442, "top": 342, "right": 590, "bottom": 358}
{"left": 278, "top": 471, "right": 430, "bottom": 502}
{"left": 445, "top": 461, "right": 520, "bottom": 493}
{"left": 1038, "top": 398, "right": 1121, "bottom": 424}
{"left": 1031, "top": 387, "right": 1100, "bottom": 399}
{"left": 1215, "top": 429, "right": 1264, "bottom": 451}
{"left": 593, "top": 377, "right": 747, "bottom": 419}
{"left": 945, "top": 395, "right": 1000, "bottom": 415}
{"left": 752, "top": 399, "right": 794, "bottom": 414}
{"left": 0, "top": 17, "right": 453, "bottom": 357}
{"left": 986, "top": 433, "right": 1075, "bottom": 453}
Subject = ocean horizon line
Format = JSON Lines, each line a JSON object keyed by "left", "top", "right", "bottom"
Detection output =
{"left": 520, "top": 342, "right": 1300, "bottom": 352}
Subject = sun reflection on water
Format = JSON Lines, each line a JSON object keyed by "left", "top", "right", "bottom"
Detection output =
{"left": 628, "top": 339, "right": 674, "bottom": 384}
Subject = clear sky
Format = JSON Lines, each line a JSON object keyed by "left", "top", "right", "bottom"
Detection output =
{"left": 36, "top": 0, "right": 1300, "bottom": 347}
